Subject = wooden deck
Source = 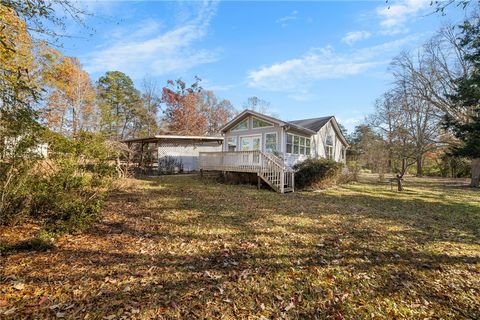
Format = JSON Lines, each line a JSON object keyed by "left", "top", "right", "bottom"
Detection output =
{"left": 199, "top": 151, "right": 295, "bottom": 193}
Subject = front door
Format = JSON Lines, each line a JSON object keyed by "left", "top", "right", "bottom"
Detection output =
{"left": 240, "top": 135, "right": 261, "bottom": 164}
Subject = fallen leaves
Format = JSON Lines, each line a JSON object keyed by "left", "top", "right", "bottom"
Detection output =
{"left": 0, "top": 175, "right": 479, "bottom": 319}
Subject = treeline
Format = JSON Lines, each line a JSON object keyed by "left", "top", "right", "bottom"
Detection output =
{"left": 348, "top": 11, "right": 480, "bottom": 187}
{"left": 0, "top": 1, "right": 236, "bottom": 240}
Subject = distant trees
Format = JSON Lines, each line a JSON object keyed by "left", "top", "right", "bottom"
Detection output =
{"left": 354, "top": 12, "right": 480, "bottom": 188}
{"left": 243, "top": 96, "right": 273, "bottom": 116}
{"left": 39, "top": 47, "right": 96, "bottom": 136}
{"left": 97, "top": 71, "right": 146, "bottom": 140}
{"left": 161, "top": 78, "right": 235, "bottom": 135}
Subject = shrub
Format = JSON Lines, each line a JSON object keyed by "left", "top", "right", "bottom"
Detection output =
{"left": 293, "top": 158, "right": 344, "bottom": 189}
{"left": 0, "top": 129, "right": 118, "bottom": 236}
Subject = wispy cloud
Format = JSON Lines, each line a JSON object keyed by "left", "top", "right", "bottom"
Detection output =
{"left": 376, "top": 0, "right": 429, "bottom": 34}
{"left": 247, "top": 35, "right": 419, "bottom": 92}
{"left": 83, "top": 1, "right": 219, "bottom": 78}
{"left": 276, "top": 10, "right": 298, "bottom": 27}
{"left": 342, "top": 31, "right": 371, "bottom": 45}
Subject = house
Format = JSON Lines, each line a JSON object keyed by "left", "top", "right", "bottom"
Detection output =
{"left": 222, "top": 109, "right": 348, "bottom": 166}
{"left": 123, "top": 135, "right": 223, "bottom": 174}
{"left": 198, "top": 109, "right": 349, "bottom": 193}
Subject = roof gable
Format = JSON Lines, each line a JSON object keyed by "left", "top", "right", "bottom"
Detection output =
{"left": 221, "top": 110, "right": 347, "bottom": 145}
{"left": 220, "top": 109, "right": 286, "bottom": 133}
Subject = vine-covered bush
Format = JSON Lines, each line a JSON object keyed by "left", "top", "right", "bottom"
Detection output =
{"left": 293, "top": 158, "right": 344, "bottom": 189}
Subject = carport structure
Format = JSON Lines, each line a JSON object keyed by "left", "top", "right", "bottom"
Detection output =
{"left": 123, "top": 135, "right": 223, "bottom": 175}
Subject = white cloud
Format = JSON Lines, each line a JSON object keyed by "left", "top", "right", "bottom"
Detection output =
{"left": 276, "top": 10, "right": 298, "bottom": 27}
{"left": 376, "top": 0, "right": 429, "bottom": 33}
{"left": 83, "top": 1, "right": 219, "bottom": 78}
{"left": 247, "top": 35, "right": 419, "bottom": 92}
{"left": 342, "top": 31, "right": 371, "bottom": 45}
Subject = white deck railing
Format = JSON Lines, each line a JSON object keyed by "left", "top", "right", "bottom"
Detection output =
{"left": 198, "top": 150, "right": 294, "bottom": 193}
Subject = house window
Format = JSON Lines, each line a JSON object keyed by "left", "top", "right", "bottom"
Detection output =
{"left": 227, "top": 137, "right": 237, "bottom": 151}
{"left": 252, "top": 117, "right": 272, "bottom": 128}
{"left": 286, "top": 133, "right": 311, "bottom": 155}
{"left": 265, "top": 133, "right": 277, "bottom": 152}
{"left": 325, "top": 135, "right": 334, "bottom": 159}
{"left": 232, "top": 119, "right": 248, "bottom": 131}
{"left": 326, "top": 146, "right": 334, "bottom": 159}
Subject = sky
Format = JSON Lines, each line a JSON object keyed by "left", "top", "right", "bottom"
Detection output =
{"left": 60, "top": 0, "right": 467, "bottom": 133}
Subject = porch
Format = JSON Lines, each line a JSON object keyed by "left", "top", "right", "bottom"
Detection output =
{"left": 198, "top": 150, "right": 295, "bottom": 193}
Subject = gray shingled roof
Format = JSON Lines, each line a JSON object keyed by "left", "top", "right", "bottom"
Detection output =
{"left": 288, "top": 116, "right": 333, "bottom": 132}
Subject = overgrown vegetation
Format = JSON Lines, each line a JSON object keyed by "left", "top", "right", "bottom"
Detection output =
{"left": 1, "top": 175, "right": 478, "bottom": 318}
{"left": 293, "top": 158, "right": 344, "bottom": 189}
{"left": 0, "top": 130, "right": 118, "bottom": 237}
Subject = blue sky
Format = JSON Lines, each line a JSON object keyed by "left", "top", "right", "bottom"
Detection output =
{"left": 61, "top": 0, "right": 466, "bottom": 133}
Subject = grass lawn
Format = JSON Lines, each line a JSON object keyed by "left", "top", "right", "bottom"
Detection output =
{"left": 1, "top": 174, "right": 479, "bottom": 319}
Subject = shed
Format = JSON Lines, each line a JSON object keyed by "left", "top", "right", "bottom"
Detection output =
{"left": 123, "top": 135, "right": 223, "bottom": 174}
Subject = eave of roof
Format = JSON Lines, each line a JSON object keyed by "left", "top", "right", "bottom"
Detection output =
{"left": 122, "top": 135, "right": 223, "bottom": 144}
{"left": 220, "top": 109, "right": 315, "bottom": 135}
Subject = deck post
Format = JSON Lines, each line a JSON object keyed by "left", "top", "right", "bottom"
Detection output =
{"left": 280, "top": 169, "right": 285, "bottom": 193}
{"left": 200, "top": 169, "right": 203, "bottom": 178}
{"left": 257, "top": 175, "right": 261, "bottom": 189}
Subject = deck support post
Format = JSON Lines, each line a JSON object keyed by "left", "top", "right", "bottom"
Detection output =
{"left": 257, "top": 175, "right": 261, "bottom": 189}
{"left": 200, "top": 169, "right": 203, "bottom": 178}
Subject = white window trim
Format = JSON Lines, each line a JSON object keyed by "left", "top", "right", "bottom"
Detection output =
{"left": 286, "top": 133, "right": 311, "bottom": 156}
{"left": 325, "top": 145, "right": 334, "bottom": 160}
{"left": 227, "top": 136, "right": 237, "bottom": 151}
{"left": 239, "top": 134, "right": 262, "bottom": 151}
{"left": 231, "top": 118, "right": 249, "bottom": 132}
{"left": 252, "top": 116, "right": 274, "bottom": 129}
{"left": 264, "top": 132, "right": 277, "bottom": 153}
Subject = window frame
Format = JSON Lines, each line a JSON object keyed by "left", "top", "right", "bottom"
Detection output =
{"left": 286, "top": 133, "right": 311, "bottom": 156}
{"left": 326, "top": 145, "right": 334, "bottom": 160}
{"left": 252, "top": 116, "right": 273, "bottom": 129}
{"left": 227, "top": 136, "right": 237, "bottom": 152}
{"left": 231, "top": 118, "right": 249, "bottom": 131}
{"left": 265, "top": 132, "right": 277, "bottom": 153}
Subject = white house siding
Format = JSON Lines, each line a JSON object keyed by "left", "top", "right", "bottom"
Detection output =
{"left": 314, "top": 120, "right": 346, "bottom": 163}
{"left": 223, "top": 115, "right": 284, "bottom": 153}
{"left": 157, "top": 141, "right": 222, "bottom": 172}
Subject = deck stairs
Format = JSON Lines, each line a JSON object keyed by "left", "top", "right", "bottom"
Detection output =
{"left": 199, "top": 150, "right": 295, "bottom": 193}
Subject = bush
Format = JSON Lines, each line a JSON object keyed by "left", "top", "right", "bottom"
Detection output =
{"left": 0, "top": 129, "right": 118, "bottom": 235}
{"left": 293, "top": 158, "right": 344, "bottom": 189}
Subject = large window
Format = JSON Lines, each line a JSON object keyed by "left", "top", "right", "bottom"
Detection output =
{"left": 326, "top": 146, "right": 334, "bottom": 159}
{"left": 286, "top": 133, "right": 311, "bottom": 155}
{"left": 325, "top": 135, "right": 334, "bottom": 159}
{"left": 227, "top": 137, "right": 237, "bottom": 151}
{"left": 265, "top": 133, "right": 277, "bottom": 152}
{"left": 232, "top": 119, "right": 248, "bottom": 131}
{"left": 252, "top": 117, "right": 273, "bottom": 128}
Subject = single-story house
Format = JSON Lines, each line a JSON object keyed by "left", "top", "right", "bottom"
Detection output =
{"left": 198, "top": 109, "right": 349, "bottom": 193}
{"left": 221, "top": 109, "right": 348, "bottom": 166}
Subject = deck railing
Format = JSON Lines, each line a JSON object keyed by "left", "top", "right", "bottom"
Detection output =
{"left": 199, "top": 150, "right": 294, "bottom": 193}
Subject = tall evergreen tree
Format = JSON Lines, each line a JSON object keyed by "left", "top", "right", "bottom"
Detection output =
{"left": 445, "top": 16, "right": 480, "bottom": 187}
{"left": 97, "top": 71, "right": 143, "bottom": 140}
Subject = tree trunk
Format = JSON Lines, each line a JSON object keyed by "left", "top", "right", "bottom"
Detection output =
{"left": 471, "top": 158, "right": 480, "bottom": 188}
{"left": 416, "top": 156, "right": 423, "bottom": 177}
{"left": 396, "top": 177, "right": 404, "bottom": 191}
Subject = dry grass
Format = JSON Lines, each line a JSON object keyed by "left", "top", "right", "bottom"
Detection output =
{"left": 1, "top": 174, "right": 479, "bottom": 319}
